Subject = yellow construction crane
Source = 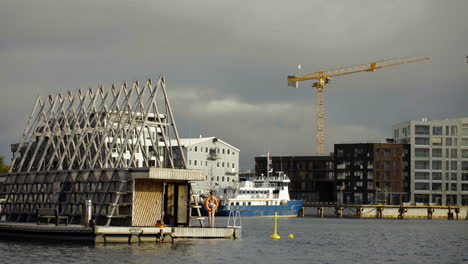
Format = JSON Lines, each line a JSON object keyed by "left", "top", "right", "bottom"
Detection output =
{"left": 288, "top": 56, "right": 431, "bottom": 155}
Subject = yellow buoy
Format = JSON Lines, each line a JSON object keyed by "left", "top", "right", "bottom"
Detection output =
{"left": 270, "top": 212, "right": 280, "bottom": 239}
{"left": 288, "top": 234, "right": 294, "bottom": 239}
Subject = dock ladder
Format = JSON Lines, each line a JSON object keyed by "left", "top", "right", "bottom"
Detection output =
{"left": 227, "top": 210, "right": 242, "bottom": 239}
{"left": 189, "top": 193, "right": 205, "bottom": 227}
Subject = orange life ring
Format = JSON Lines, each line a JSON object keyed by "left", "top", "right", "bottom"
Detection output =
{"left": 204, "top": 195, "right": 219, "bottom": 212}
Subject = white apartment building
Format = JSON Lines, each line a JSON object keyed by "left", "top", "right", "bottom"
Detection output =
{"left": 171, "top": 137, "right": 240, "bottom": 195}
{"left": 393, "top": 117, "right": 468, "bottom": 205}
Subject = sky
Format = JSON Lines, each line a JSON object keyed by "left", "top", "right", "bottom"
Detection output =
{"left": 0, "top": 0, "right": 467, "bottom": 168}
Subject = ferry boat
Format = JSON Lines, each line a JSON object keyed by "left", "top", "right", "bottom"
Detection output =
{"left": 215, "top": 171, "right": 305, "bottom": 217}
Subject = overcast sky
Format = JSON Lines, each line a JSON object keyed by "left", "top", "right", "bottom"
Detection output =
{"left": 1, "top": 0, "right": 467, "bottom": 168}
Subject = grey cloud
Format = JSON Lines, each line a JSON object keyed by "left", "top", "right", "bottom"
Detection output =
{"left": 0, "top": 0, "right": 467, "bottom": 167}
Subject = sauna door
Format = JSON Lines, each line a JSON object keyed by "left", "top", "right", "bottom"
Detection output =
{"left": 163, "top": 183, "right": 189, "bottom": 226}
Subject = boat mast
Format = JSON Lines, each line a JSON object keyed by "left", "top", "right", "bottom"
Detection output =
{"left": 267, "top": 152, "right": 271, "bottom": 180}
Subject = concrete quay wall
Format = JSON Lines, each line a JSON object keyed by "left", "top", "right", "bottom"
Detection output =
{"left": 304, "top": 206, "right": 468, "bottom": 220}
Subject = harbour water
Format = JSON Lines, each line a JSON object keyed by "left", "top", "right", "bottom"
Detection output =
{"left": 0, "top": 217, "right": 467, "bottom": 264}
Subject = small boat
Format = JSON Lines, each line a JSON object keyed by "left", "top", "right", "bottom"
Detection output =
{"left": 215, "top": 172, "right": 305, "bottom": 217}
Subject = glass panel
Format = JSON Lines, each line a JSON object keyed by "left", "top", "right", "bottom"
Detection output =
{"left": 432, "top": 161, "right": 442, "bottom": 170}
{"left": 432, "top": 183, "right": 442, "bottom": 191}
{"left": 446, "top": 138, "right": 452, "bottom": 146}
{"left": 415, "top": 138, "right": 429, "bottom": 145}
{"left": 462, "top": 173, "right": 468, "bottom": 181}
{"left": 451, "top": 149, "right": 458, "bottom": 159}
{"left": 415, "top": 125, "right": 430, "bottom": 135}
{"left": 415, "top": 183, "right": 429, "bottom": 190}
{"left": 415, "top": 161, "right": 429, "bottom": 170}
{"left": 415, "top": 148, "right": 430, "bottom": 158}
{"left": 432, "top": 149, "right": 442, "bottom": 157}
{"left": 415, "top": 172, "right": 429, "bottom": 180}
{"left": 451, "top": 126, "right": 457, "bottom": 136}
{"left": 432, "top": 172, "right": 442, "bottom": 180}
{"left": 462, "top": 138, "right": 468, "bottom": 146}
{"left": 462, "top": 161, "right": 468, "bottom": 171}
{"left": 462, "top": 150, "right": 468, "bottom": 159}
{"left": 432, "top": 126, "right": 442, "bottom": 136}
{"left": 461, "top": 124, "right": 468, "bottom": 136}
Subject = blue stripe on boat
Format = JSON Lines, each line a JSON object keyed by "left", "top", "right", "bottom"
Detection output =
{"left": 212, "top": 200, "right": 305, "bottom": 217}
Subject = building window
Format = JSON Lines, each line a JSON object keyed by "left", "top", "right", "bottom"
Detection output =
{"left": 432, "top": 161, "right": 442, "bottom": 170}
{"left": 195, "top": 146, "right": 197, "bottom": 152}
{"left": 149, "top": 160, "right": 156, "bottom": 167}
{"left": 415, "top": 183, "right": 429, "bottom": 190}
{"left": 415, "top": 161, "right": 429, "bottom": 170}
{"left": 415, "top": 138, "right": 429, "bottom": 145}
{"left": 462, "top": 150, "right": 468, "bottom": 159}
{"left": 432, "top": 137, "right": 442, "bottom": 146}
{"left": 189, "top": 160, "right": 191, "bottom": 165}
{"left": 222, "top": 149, "right": 225, "bottom": 154}
{"left": 432, "top": 172, "right": 442, "bottom": 180}
{"left": 451, "top": 149, "right": 458, "bottom": 159}
{"left": 222, "top": 176, "right": 225, "bottom": 182}
{"left": 232, "top": 163, "right": 235, "bottom": 168}
{"left": 462, "top": 184, "right": 468, "bottom": 191}
{"left": 451, "top": 126, "right": 457, "bottom": 136}
{"left": 194, "top": 160, "right": 197, "bottom": 166}
{"left": 462, "top": 161, "right": 468, "bottom": 171}
{"left": 367, "top": 181, "right": 373, "bottom": 190}
{"left": 227, "top": 149, "right": 230, "bottom": 155}
{"left": 367, "top": 171, "right": 373, "bottom": 180}
{"left": 205, "top": 161, "right": 208, "bottom": 166}
{"left": 432, "top": 126, "right": 442, "bottom": 136}
{"left": 432, "top": 149, "right": 442, "bottom": 158}
{"left": 462, "top": 173, "right": 468, "bottom": 181}
{"left": 415, "top": 125, "right": 429, "bottom": 135}
{"left": 415, "top": 148, "right": 430, "bottom": 158}
{"left": 446, "top": 138, "right": 452, "bottom": 146}
{"left": 451, "top": 161, "right": 458, "bottom": 171}
{"left": 222, "top": 162, "right": 224, "bottom": 167}
{"left": 337, "top": 149, "right": 344, "bottom": 157}
{"left": 461, "top": 124, "right": 468, "bottom": 136}
{"left": 383, "top": 161, "right": 392, "bottom": 169}
{"left": 451, "top": 183, "right": 457, "bottom": 191}
{"left": 382, "top": 171, "right": 391, "bottom": 180}
{"left": 217, "top": 176, "right": 219, "bottom": 181}
{"left": 415, "top": 172, "right": 429, "bottom": 180}
{"left": 217, "top": 162, "right": 219, "bottom": 167}
{"left": 462, "top": 139, "right": 468, "bottom": 146}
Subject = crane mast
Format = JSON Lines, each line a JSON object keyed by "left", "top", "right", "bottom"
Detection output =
{"left": 288, "top": 56, "right": 431, "bottom": 155}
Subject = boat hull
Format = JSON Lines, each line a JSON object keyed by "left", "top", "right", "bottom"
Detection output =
{"left": 214, "top": 200, "right": 305, "bottom": 217}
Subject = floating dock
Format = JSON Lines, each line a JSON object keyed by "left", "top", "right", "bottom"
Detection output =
{"left": 0, "top": 222, "right": 241, "bottom": 244}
